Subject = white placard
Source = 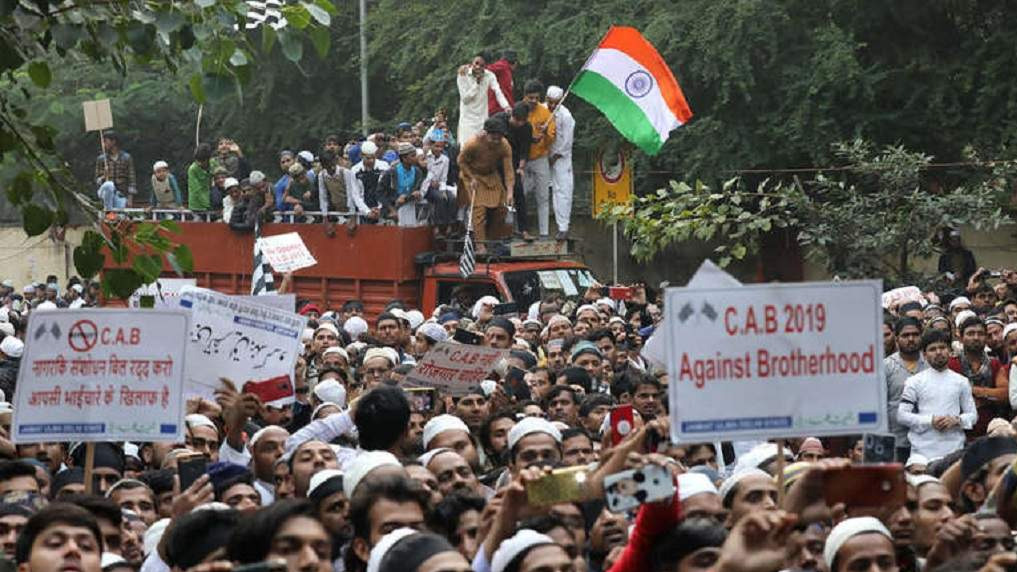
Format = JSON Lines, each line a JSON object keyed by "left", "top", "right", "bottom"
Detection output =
{"left": 82, "top": 99, "right": 113, "bottom": 132}
{"left": 881, "top": 286, "right": 922, "bottom": 309}
{"left": 404, "top": 342, "right": 508, "bottom": 397}
{"left": 257, "top": 232, "right": 317, "bottom": 273}
{"left": 129, "top": 278, "right": 197, "bottom": 308}
{"left": 178, "top": 287, "right": 307, "bottom": 400}
{"left": 666, "top": 280, "right": 885, "bottom": 443}
{"left": 12, "top": 309, "right": 188, "bottom": 443}
{"left": 556, "top": 270, "right": 579, "bottom": 297}
{"left": 234, "top": 294, "right": 296, "bottom": 313}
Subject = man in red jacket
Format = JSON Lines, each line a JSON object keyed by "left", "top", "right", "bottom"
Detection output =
{"left": 487, "top": 50, "right": 517, "bottom": 115}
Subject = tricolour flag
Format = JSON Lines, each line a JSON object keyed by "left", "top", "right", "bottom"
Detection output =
{"left": 572, "top": 26, "right": 693, "bottom": 155}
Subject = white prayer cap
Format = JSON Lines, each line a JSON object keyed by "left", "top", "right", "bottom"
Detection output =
{"left": 363, "top": 347, "right": 398, "bottom": 366}
{"left": 298, "top": 150, "right": 315, "bottom": 163}
{"left": 735, "top": 442, "right": 790, "bottom": 473}
{"left": 955, "top": 309, "right": 977, "bottom": 329}
{"left": 719, "top": 468, "right": 771, "bottom": 504}
{"left": 366, "top": 528, "right": 418, "bottom": 572}
{"left": 223, "top": 177, "right": 239, "bottom": 189}
{"left": 491, "top": 529, "right": 556, "bottom": 572}
{"left": 0, "top": 337, "right": 23, "bottom": 358}
{"left": 422, "top": 414, "right": 470, "bottom": 449}
{"left": 508, "top": 417, "right": 562, "bottom": 450}
{"left": 22, "top": 285, "right": 33, "bottom": 293}
{"left": 36, "top": 301, "right": 57, "bottom": 311}
{"left": 418, "top": 448, "right": 454, "bottom": 469}
{"left": 677, "top": 472, "right": 719, "bottom": 502}
{"left": 595, "top": 297, "right": 616, "bottom": 311}
{"left": 360, "top": 141, "right": 378, "bottom": 156}
{"left": 143, "top": 518, "right": 171, "bottom": 555}
{"left": 123, "top": 442, "right": 141, "bottom": 461}
{"left": 0, "top": 323, "right": 14, "bottom": 338}
{"left": 191, "top": 502, "right": 231, "bottom": 513}
{"left": 528, "top": 301, "right": 540, "bottom": 321}
{"left": 949, "top": 296, "right": 972, "bottom": 310}
{"left": 823, "top": 517, "right": 892, "bottom": 570}
{"left": 905, "top": 453, "right": 929, "bottom": 468}
{"left": 0, "top": 280, "right": 12, "bottom": 288}
{"left": 307, "top": 468, "right": 344, "bottom": 499}
{"left": 184, "top": 414, "right": 218, "bottom": 434}
{"left": 906, "top": 474, "right": 940, "bottom": 489}
{"left": 152, "top": 161, "right": 169, "bottom": 172}
{"left": 405, "top": 310, "right": 424, "bottom": 330}
{"left": 343, "top": 316, "right": 369, "bottom": 340}
{"left": 0, "top": 307, "right": 8, "bottom": 322}
{"left": 1003, "top": 323, "right": 1017, "bottom": 341}
{"left": 0, "top": 402, "right": 13, "bottom": 414}
{"left": 312, "top": 402, "right": 341, "bottom": 420}
{"left": 546, "top": 85, "right": 565, "bottom": 100}
{"left": 313, "top": 378, "right": 347, "bottom": 408}
{"left": 315, "top": 322, "right": 340, "bottom": 338}
{"left": 471, "top": 295, "right": 500, "bottom": 319}
{"left": 417, "top": 322, "right": 448, "bottom": 344}
{"left": 249, "top": 170, "right": 266, "bottom": 185}
{"left": 343, "top": 450, "right": 402, "bottom": 499}
{"left": 71, "top": 284, "right": 83, "bottom": 294}
{"left": 322, "top": 346, "right": 350, "bottom": 362}
{"left": 576, "top": 304, "right": 599, "bottom": 316}
{"left": 248, "top": 425, "right": 287, "bottom": 449}
{"left": 548, "top": 314, "right": 572, "bottom": 327}
{"left": 550, "top": 421, "right": 570, "bottom": 433}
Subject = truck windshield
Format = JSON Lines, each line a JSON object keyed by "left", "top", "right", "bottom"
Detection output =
{"left": 503, "top": 268, "right": 597, "bottom": 308}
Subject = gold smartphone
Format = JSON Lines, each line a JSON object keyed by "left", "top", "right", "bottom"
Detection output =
{"left": 525, "top": 466, "right": 591, "bottom": 506}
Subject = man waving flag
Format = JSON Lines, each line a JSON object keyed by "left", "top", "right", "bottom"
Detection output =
{"left": 572, "top": 26, "right": 693, "bottom": 155}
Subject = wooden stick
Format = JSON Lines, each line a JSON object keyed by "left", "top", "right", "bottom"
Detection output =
{"left": 776, "top": 440, "right": 787, "bottom": 505}
{"left": 82, "top": 442, "right": 96, "bottom": 495}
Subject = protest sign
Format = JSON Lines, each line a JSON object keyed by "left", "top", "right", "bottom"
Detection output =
{"left": 881, "top": 286, "right": 922, "bottom": 309}
{"left": 129, "top": 278, "right": 197, "bottom": 308}
{"left": 666, "top": 280, "right": 885, "bottom": 443}
{"left": 404, "top": 342, "right": 507, "bottom": 396}
{"left": 177, "top": 287, "right": 307, "bottom": 400}
{"left": 12, "top": 309, "right": 188, "bottom": 443}
{"left": 234, "top": 294, "right": 296, "bottom": 313}
{"left": 256, "top": 232, "right": 317, "bottom": 273}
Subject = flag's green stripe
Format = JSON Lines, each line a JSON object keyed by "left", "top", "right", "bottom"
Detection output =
{"left": 572, "top": 70, "right": 664, "bottom": 155}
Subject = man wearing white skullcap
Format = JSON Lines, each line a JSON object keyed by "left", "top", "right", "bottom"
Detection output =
{"left": 488, "top": 529, "right": 567, "bottom": 572}
{"left": 422, "top": 414, "right": 479, "bottom": 470}
{"left": 321, "top": 345, "right": 350, "bottom": 369}
{"left": 823, "top": 517, "right": 895, "bottom": 572}
{"left": 349, "top": 140, "right": 390, "bottom": 217}
{"left": 343, "top": 316, "right": 369, "bottom": 341}
{"left": 417, "top": 448, "right": 483, "bottom": 498}
{"left": 507, "top": 417, "right": 562, "bottom": 475}
{"left": 312, "top": 377, "right": 347, "bottom": 409}
{"left": 183, "top": 414, "right": 220, "bottom": 462}
{"left": 361, "top": 347, "right": 397, "bottom": 388}
{"left": 545, "top": 85, "right": 574, "bottom": 240}
{"left": 367, "top": 528, "right": 468, "bottom": 572}
{"left": 719, "top": 468, "right": 777, "bottom": 528}
{"left": 343, "top": 450, "right": 404, "bottom": 500}
{"left": 677, "top": 472, "right": 724, "bottom": 522}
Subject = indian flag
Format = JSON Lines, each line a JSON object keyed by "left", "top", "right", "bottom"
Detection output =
{"left": 573, "top": 26, "right": 693, "bottom": 155}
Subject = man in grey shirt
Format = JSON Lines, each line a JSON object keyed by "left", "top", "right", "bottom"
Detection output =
{"left": 885, "top": 316, "right": 927, "bottom": 461}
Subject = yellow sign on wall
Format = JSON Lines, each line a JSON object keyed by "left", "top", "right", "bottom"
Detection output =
{"left": 592, "top": 148, "right": 632, "bottom": 216}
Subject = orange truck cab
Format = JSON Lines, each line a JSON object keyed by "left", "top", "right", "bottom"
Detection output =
{"left": 115, "top": 214, "right": 598, "bottom": 320}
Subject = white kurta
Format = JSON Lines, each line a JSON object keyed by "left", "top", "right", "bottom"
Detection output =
{"left": 898, "top": 367, "right": 977, "bottom": 460}
{"left": 549, "top": 103, "right": 576, "bottom": 232}
{"left": 457, "top": 67, "right": 510, "bottom": 144}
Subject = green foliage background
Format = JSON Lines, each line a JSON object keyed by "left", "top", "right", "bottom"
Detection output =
{"left": 29, "top": 0, "right": 1017, "bottom": 200}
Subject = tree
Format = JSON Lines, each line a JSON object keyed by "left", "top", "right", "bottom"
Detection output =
{"left": 601, "top": 139, "right": 1014, "bottom": 286}
{"left": 0, "top": 0, "right": 332, "bottom": 297}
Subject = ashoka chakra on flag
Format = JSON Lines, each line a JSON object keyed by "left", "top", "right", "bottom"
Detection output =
{"left": 573, "top": 26, "right": 693, "bottom": 155}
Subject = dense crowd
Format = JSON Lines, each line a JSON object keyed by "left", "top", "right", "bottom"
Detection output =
{"left": 0, "top": 247, "right": 1016, "bottom": 572}
{"left": 95, "top": 51, "right": 576, "bottom": 251}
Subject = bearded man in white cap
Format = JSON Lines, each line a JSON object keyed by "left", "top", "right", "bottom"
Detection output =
{"left": 823, "top": 517, "right": 896, "bottom": 572}
{"left": 507, "top": 417, "right": 562, "bottom": 475}
{"left": 422, "top": 414, "right": 479, "bottom": 471}
{"left": 545, "top": 85, "right": 575, "bottom": 240}
{"left": 719, "top": 468, "right": 778, "bottom": 528}
{"left": 350, "top": 140, "right": 390, "bottom": 219}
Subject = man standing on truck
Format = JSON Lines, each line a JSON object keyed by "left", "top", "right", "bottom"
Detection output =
{"left": 458, "top": 116, "right": 514, "bottom": 254}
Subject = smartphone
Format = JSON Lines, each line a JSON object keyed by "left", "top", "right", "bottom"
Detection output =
{"left": 231, "top": 561, "right": 287, "bottom": 572}
{"left": 505, "top": 366, "right": 531, "bottom": 401}
{"left": 608, "top": 286, "right": 633, "bottom": 301}
{"left": 405, "top": 387, "right": 437, "bottom": 413}
{"left": 493, "top": 302, "right": 518, "bottom": 316}
{"left": 862, "top": 433, "right": 896, "bottom": 464}
{"left": 526, "top": 466, "right": 591, "bottom": 506}
{"left": 242, "top": 375, "right": 294, "bottom": 404}
{"left": 604, "top": 464, "right": 675, "bottom": 513}
{"left": 453, "top": 328, "right": 484, "bottom": 346}
{"left": 610, "top": 405, "right": 634, "bottom": 446}
{"left": 822, "top": 464, "right": 905, "bottom": 507}
{"left": 177, "top": 454, "right": 208, "bottom": 491}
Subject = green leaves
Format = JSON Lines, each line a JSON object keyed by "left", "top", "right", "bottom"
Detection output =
{"left": 281, "top": 4, "right": 312, "bottom": 29}
{"left": 167, "top": 245, "right": 194, "bottom": 276}
{"left": 0, "top": 35, "right": 24, "bottom": 72}
{"left": 27, "top": 61, "right": 51, "bottom": 87}
{"left": 5, "top": 172, "right": 33, "bottom": 205}
{"left": 278, "top": 28, "right": 303, "bottom": 62}
{"left": 102, "top": 269, "right": 145, "bottom": 301}
{"left": 22, "top": 204, "right": 53, "bottom": 236}
{"left": 303, "top": 2, "right": 331, "bottom": 26}
{"left": 309, "top": 26, "right": 330, "bottom": 58}
{"left": 73, "top": 231, "right": 106, "bottom": 280}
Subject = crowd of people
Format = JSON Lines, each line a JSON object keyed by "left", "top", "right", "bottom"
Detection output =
{"left": 0, "top": 254, "right": 1016, "bottom": 572}
{"left": 94, "top": 51, "right": 575, "bottom": 251}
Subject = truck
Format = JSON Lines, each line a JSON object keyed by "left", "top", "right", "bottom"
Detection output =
{"left": 107, "top": 210, "right": 598, "bottom": 319}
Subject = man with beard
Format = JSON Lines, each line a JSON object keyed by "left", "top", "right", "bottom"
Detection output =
{"left": 885, "top": 317, "right": 928, "bottom": 461}
{"left": 948, "top": 316, "right": 1004, "bottom": 436}
{"left": 308, "top": 469, "right": 353, "bottom": 565}
{"left": 899, "top": 329, "right": 977, "bottom": 459}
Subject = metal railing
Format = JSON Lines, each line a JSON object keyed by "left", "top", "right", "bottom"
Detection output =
{"left": 103, "top": 209, "right": 396, "bottom": 225}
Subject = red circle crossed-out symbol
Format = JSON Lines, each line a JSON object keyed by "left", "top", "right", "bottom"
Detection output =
{"left": 68, "top": 320, "right": 98, "bottom": 352}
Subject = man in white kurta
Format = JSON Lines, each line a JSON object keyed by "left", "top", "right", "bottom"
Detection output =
{"left": 898, "top": 329, "right": 977, "bottom": 460}
{"left": 457, "top": 56, "right": 511, "bottom": 144}
{"left": 546, "top": 85, "right": 575, "bottom": 239}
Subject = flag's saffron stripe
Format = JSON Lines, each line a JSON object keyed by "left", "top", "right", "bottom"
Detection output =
{"left": 598, "top": 27, "right": 692, "bottom": 123}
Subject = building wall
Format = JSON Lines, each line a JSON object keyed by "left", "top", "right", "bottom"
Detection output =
{"left": 0, "top": 226, "right": 85, "bottom": 287}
